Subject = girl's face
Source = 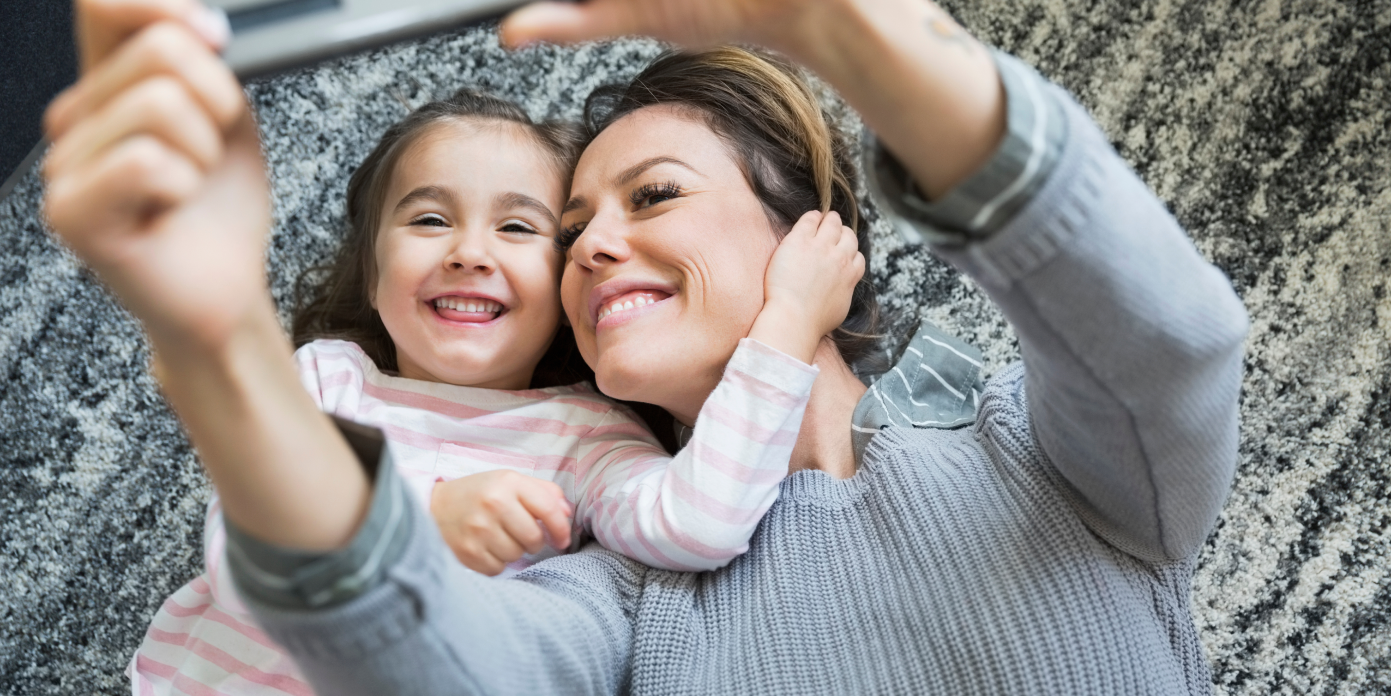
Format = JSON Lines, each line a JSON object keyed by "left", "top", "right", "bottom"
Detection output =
{"left": 373, "top": 120, "right": 566, "bottom": 389}
{"left": 559, "top": 105, "right": 781, "bottom": 424}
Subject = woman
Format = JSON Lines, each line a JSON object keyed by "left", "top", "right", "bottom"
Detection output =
{"left": 43, "top": 0, "right": 1248, "bottom": 693}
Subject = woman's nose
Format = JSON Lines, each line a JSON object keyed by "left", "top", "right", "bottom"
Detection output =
{"left": 570, "top": 213, "right": 631, "bottom": 270}
{"left": 444, "top": 230, "right": 495, "bottom": 273}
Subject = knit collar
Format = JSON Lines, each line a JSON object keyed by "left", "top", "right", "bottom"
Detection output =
{"left": 673, "top": 319, "right": 983, "bottom": 462}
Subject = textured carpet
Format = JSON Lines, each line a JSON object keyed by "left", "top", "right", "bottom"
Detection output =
{"left": 2, "top": 0, "right": 1388, "bottom": 693}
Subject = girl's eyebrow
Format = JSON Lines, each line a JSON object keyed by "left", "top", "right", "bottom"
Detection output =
{"left": 393, "top": 185, "right": 456, "bottom": 213}
{"left": 495, "top": 191, "right": 559, "bottom": 227}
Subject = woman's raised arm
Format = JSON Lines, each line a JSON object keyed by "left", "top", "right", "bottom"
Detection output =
{"left": 44, "top": 0, "right": 370, "bottom": 551}
{"left": 502, "top": 0, "right": 1006, "bottom": 200}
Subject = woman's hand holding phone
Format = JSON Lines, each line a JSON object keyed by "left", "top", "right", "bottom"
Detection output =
{"left": 43, "top": 0, "right": 270, "bottom": 355}
{"left": 748, "top": 210, "right": 865, "bottom": 365}
{"left": 42, "top": 0, "right": 372, "bottom": 553}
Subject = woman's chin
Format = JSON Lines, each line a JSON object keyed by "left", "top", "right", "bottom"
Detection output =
{"left": 593, "top": 363, "right": 654, "bottom": 403}
{"left": 593, "top": 353, "right": 685, "bottom": 408}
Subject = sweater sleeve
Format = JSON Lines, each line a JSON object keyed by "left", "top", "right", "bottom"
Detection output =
{"left": 227, "top": 419, "right": 640, "bottom": 696}
{"left": 573, "top": 338, "right": 818, "bottom": 571}
{"left": 897, "top": 65, "right": 1248, "bottom": 562}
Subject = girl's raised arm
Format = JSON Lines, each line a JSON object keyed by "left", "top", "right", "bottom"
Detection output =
{"left": 44, "top": 0, "right": 370, "bottom": 552}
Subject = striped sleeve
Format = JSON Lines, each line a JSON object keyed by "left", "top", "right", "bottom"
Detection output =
{"left": 293, "top": 340, "right": 369, "bottom": 415}
{"left": 572, "top": 338, "right": 818, "bottom": 571}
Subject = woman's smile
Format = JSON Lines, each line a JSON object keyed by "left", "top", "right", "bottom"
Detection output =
{"left": 588, "top": 278, "right": 678, "bottom": 329}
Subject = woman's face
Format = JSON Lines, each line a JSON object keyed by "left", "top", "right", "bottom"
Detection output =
{"left": 560, "top": 105, "right": 781, "bottom": 424}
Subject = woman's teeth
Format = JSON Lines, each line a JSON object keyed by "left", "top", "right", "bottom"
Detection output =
{"left": 598, "top": 295, "right": 657, "bottom": 321}
{"left": 434, "top": 298, "right": 502, "bottom": 313}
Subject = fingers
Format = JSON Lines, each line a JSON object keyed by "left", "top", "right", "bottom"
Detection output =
{"left": 48, "top": 75, "right": 224, "bottom": 179}
{"left": 784, "top": 210, "right": 823, "bottom": 240}
{"left": 49, "top": 20, "right": 243, "bottom": 140}
{"left": 74, "top": 0, "right": 227, "bottom": 73}
{"left": 44, "top": 133, "right": 202, "bottom": 245}
{"left": 515, "top": 480, "right": 574, "bottom": 550}
{"left": 501, "top": 0, "right": 638, "bottom": 48}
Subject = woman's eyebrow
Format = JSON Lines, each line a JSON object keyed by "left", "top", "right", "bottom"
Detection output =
{"left": 393, "top": 185, "right": 456, "bottom": 213}
{"left": 614, "top": 156, "right": 701, "bottom": 186}
{"left": 563, "top": 195, "right": 589, "bottom": 216}
{"left": 495, "top": 191, "right": 559, "bottom": 227}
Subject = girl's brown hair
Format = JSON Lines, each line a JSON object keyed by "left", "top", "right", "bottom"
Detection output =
{"left": 582, "top": 46, "right": 883, "bottom": 369}
{"left": 292, "top": 89, "right": 593, "bottom": 388}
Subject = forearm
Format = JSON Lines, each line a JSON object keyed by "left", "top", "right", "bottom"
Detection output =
{"left": 935, "top": 90, "right": 1249, "bottom": 561}
{"left": 229, "top": 442, "right": 634, "bottom": 695}
{"left": 154, "top": 302, "right": 369, "bottom": 551}
{"left": 775, "top": 0, "right": 1005, "bottom": 200}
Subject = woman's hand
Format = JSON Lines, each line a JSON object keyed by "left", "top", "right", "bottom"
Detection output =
{"left": 43, "top": 0, "right": 271, "bottom": 353}
{"left": 748, "top": 210, "right": 864, "bottom": 365}
{"left": 501, "top": 0, "right": 816, "bottom": 54}
{"left": 431, "top": 471, "right": 575, "bottom": 576}
{"left": 43, "top": 0, "right": 372, "bottom": 553}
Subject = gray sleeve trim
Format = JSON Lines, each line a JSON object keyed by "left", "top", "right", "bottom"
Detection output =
{"left": 865, "top": 50, "right": 1068, "bottom": 244}
{"left": 224, "top": 417, "right": 413, "bottom": 610}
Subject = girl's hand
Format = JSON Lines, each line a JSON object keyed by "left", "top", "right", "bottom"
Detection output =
{"left": 430, "top": 471, "right": 575, "bottom": 576}
{"left": 748, "top": 210, "right": 865, "bottom": 364}
{"left": 43, "top": 0, "right": 271, "bottom": 354}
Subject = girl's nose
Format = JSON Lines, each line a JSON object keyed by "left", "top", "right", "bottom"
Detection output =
{"left": 444, "top": 230, "right": 495, "bottom": 273}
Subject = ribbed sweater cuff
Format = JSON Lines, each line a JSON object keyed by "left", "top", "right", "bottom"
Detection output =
{"left": 224, "top": 417, "right": 413, "bottom": 610}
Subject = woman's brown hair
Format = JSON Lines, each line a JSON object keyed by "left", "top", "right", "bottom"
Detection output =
{"left": 582, "top": 46, "right": 883, "bottom": 369}
{"left": 292, "top": 88, "right": 593, "bottom": 388}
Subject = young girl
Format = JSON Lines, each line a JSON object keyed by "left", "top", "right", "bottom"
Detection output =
{"left": 125, "top": 88, "right": 863, "bottom": 695}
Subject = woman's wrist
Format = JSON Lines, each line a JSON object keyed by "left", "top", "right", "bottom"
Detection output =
{"left": 771, "top": 0, "right": 1006, "bottom": 200}
{"left": 153, "top": 299, "right": 372, "bottom": 552}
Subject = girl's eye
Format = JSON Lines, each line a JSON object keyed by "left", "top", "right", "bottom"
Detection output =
{"left": 410, "top": 214, "right": 449, "bottom": 227}
{"left": 556, "top": 221, "right": 587, "bottom": 252}
{"left": 631, "top": 182, "right": 682, "bottom": 209}
{"left": 500, "top": 220, "right": 538, "bottom": 234}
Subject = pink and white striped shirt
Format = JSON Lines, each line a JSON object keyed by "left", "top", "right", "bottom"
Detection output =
{"left": 129, "top": 337, "right": 817, "bottom": 696}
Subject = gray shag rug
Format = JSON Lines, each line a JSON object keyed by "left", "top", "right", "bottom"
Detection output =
{"left": 2, "top": 1, "right": 1389, "bottom": 693}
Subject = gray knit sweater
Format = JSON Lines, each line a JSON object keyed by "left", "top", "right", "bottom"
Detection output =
{"left": 230, "top": 58, "right": 1249, "bottom": 695}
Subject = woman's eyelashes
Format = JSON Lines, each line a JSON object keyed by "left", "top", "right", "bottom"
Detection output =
{"left": 631, "top": 181, "right": 683, "bottom": 209}
{"left": 557, "top": 221, "right": 586, "bottom": 251}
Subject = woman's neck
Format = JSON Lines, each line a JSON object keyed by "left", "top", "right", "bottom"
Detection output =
{"left": 787, "top": 338, "right": 866, "bottom": 479}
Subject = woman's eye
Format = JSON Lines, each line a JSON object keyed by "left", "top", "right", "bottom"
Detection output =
{"left": 632, "top": 182, "right": 682, "bottom": 209}
{"left": 557, "top": 221, "right": 587, "bottom": 251}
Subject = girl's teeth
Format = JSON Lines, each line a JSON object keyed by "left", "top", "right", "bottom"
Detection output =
{"left": 434, "top": 299, "right": 501, "bottom": 313}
